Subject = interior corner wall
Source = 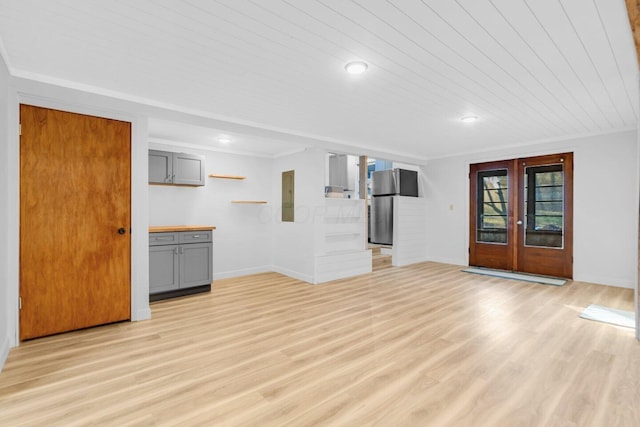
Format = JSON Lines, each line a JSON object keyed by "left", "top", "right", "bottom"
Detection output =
{"left": 148, "top": 143, "right": 274, "bottom": 279}
{"left": 271, "top": 148, "right": 326, "bottom": 283}
{"left": 0, "top": 53, "right": 11, "bottom": 371}
{"left": 425, "top": 130, "right": 639, "bottom": 289}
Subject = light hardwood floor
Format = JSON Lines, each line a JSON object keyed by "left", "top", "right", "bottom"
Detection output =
{"left": 1, "top": 262, "right": 638, "bottom": 426}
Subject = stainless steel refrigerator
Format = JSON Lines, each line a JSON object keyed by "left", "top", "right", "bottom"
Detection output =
{"left": 370, "top": 169, "right": 418, "bottom": 245}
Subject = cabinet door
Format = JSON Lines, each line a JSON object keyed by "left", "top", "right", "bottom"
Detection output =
{"left": 149, "top": 245, "right": 180, "bottom": 293}
{"left": 149, "top": 150, "right": 173, "bottom": 184}
{"left": 173, "top": 153, "right": 205, "bottom": 186}
{"left": 179, "top": 242, "right": 213, "bottom": 288}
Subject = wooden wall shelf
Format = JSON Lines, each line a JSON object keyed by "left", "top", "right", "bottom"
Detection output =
{"left": 208, "top": 174, "right": 246, "bottom": 180}
{"left": 231, "top": 200, "right": 267, "bottom": 204}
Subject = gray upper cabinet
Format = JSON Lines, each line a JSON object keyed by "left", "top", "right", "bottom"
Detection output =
{"left": 173, "top": 152, "right": 205, "bottom": 186}
{"left": 149, "top": 150, "right": 205, "bottom": 186}
{"left": 149, "top": 150, "right": 173, "bottom": 184}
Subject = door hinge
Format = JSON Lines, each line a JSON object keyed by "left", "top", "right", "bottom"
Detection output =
{"left": 19, "top": 123, "right": 21, "bottom": 136}
{"left": 19, "top": 296, "right": 22, "bottom": 310}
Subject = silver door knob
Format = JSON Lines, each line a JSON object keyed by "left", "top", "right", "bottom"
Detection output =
{"left": 516, "top": 220, "right": 523, "bottom": 225}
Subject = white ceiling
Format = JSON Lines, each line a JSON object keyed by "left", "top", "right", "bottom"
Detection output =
{"left": 0, "top": 0, "right": 637, "bottom": 160}
{"left": 148, "top": 118, "right": 306, "bottom": 157}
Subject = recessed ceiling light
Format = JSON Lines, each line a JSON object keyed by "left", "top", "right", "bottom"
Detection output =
{"left": 344, "top": 61, "right": 368, "bottom": 75}
{"left": 461, "top": 115, "right": 478, "bottom": 123}
{"left": 217, "top": 136, "right": 231, "bottom": 144}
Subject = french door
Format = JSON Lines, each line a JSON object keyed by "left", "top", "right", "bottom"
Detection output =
{"left": 469, "top": 153, "right": 573, "bottom": 278}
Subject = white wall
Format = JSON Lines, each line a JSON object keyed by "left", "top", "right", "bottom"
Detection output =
{"left": 271, "top": 148, "right": 326, "bottom": 283}
{"left": 149, "top": 143, "right": 273, "bottom": 279}
{"left": 425, "top": 130, "right": 639, "bottom": 289}
{"left": 0, "top": 51, "right": 11, "bottom": 370}
{"left": 392, "top": 196, "right": 429, "bottom": 267}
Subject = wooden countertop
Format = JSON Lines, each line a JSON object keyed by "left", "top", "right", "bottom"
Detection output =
{"left": 149, "top": 225, "right": 217, "bottom": 233}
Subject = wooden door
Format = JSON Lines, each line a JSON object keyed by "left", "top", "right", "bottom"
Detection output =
{"left": 516, "top": 153, "right": 573, "bottom": 278}
{"left": 469, "top": 153, "right": 573, "bottom": 278}
{"left": 469, "top": 160, "right": 516, "bottom": 270}
{"left": 20, "top": 105, "right": 131, "bottom": 340}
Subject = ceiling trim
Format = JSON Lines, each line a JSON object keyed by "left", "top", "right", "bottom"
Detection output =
{"left": 426, "top": 126, "right": 637, "bottom": 161}
{"left": 149, "top": 137, "right": 281, "bottom": 159}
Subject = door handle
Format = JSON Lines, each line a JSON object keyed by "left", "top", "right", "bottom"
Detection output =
{"left": 118, "top": 227, "right": 126, "bottom": 235}
{"left": 516, "top": 220, "right": 523, "bottom": 225}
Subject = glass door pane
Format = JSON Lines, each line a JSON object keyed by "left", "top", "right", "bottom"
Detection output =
{"left": 476, "top": 169, "right": 508, "bottom": 244}
{"left": 524, "top": 164, "right": 564, "bottom": 248}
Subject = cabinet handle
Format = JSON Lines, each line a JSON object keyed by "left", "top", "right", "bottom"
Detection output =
{"left": 179, "top": 247, "right": 184, "bottom": 254}
{"left": 174, "top": 247, "right": 178, "bottom": 255}
{"left": 192, "top": 235, "right": 201, "bottom": 238}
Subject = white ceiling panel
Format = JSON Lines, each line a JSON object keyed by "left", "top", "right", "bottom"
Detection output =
{"left": 0, "top": 0, "right": 636, "bottom": 160}
{"left": 148, "top": 118, "right": 305, "bottom": 157}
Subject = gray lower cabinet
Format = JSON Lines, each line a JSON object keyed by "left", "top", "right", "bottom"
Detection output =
{"left": 149, "top": 231, "right": 213, "bottom": 300}
{"left": 149, "top": 150, "right": 205, "bottom": 186}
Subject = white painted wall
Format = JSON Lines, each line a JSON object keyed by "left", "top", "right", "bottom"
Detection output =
{"left": 0, "top": 51, "right": 11, "bottom": 370}
{"left": 271, "top": 148, "right": 326, "bottom": 283}
{"left": 392, "top": 196, "right": 429, "bottom": 267}
{"left": 149, "top": 142, "right": 274, "bottom": 279}
{"left": 425, "top": 130, "right": 639, "bottom": 289}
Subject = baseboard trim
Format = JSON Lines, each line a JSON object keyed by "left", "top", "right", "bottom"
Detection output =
{"left": 392, "top": 256, "right": 429, "bottom": 267}
{"left": 270, "top": 265, "right": 314, "bottom": 284}
{"left": 572, "top": 274, "right": 635, "bottom": 289}
{"left": 213, "top": 266, "right": 272, "bottom": 281}
{"left": 425, "top": 257, "right": 466, "bottom": 267}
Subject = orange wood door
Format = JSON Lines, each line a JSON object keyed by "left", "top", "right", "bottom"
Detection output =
{"left": 20, "top": 105, "right": 131, "bottom": 340}
{"left": 469, "top": 160, "right": 517, "bottom": 270}
{"left": 516, "top": 153, "right": 573, "bottom": 278}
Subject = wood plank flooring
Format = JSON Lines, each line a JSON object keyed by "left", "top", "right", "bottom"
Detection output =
{"left": 0, "top": 262, "right": 638, "bottom": 426}
{"left": 371, "top": 246, "right": 392, "bottom": 271}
